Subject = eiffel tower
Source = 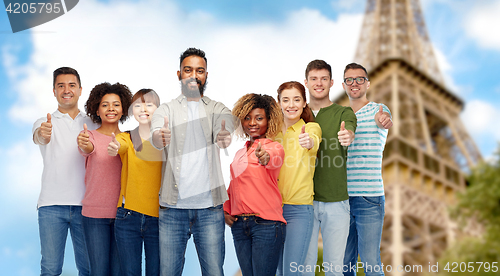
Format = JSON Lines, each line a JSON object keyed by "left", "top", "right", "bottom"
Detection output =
{"left": 334, "top": 0, "right": 482, "bottom": 275}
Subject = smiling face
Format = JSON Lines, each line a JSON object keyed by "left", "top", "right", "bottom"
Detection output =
{"left": 97, "top": 93, "right": 123, "bottom": 125}
{"left": 343, "top": 68, "right": 370, "bottom": 100}
{"left": 177, "top": 55, "right": 208, "bottom": 99}
{"left": 279, "top": 87, "right": 306, "bottom": 125}
{"left": 242, "top": 108, "right": 268, "bottom": 141}
{"left": 53, "top": 74, "right": 82, "bottom": 113}
{"left": 305, "top": 69, "right": 333, "bottom": 101}
{"left": 132, "top": 99, "right": 157, "bottom": 125}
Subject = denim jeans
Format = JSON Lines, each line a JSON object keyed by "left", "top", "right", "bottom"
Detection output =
{"left": 344, "top": 196, "right": 385, "bottom": 276}
{"left": 277, "top": 204, "right": 314, "bottom": 276}
{"left": 231, "top": 216, "right": 286, "bottom": 276}
{"left": 115, "top": 207, "right": 159, "bottom": 276}
{"left": 304, "top": 200, "right": 350, "bottom": 276}
{"left": 82, "top": 216, "right": 121, "bottom": 276}
{"left": 158, "top": 205, "right": 225, "bottom": 276}
{"left": 38, "top": 205, "right": 90, "bottom": 276}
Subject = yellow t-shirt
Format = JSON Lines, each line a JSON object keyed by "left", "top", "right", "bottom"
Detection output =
{"left": 116, "top": 132, "right": 163, "bottom": 217}
{"left": 274, "top": 119, "right": 321, "bottom": 205}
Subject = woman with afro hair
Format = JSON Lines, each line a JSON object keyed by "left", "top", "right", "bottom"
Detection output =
{"left": 223, "top": 93, "right": 286, "bottom": 276}
{"left": 77, "top": 82, "right": 132, "bottom": 276}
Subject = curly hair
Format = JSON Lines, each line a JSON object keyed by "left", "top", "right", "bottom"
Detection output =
{"left": 277, "top": 81, "right": 315, "bottom": 124}
{"left": 232, "top": 93, "right": 283, "bottom": 139}
{"left": 85, "top": 82, "right": 133, "bottom": 124}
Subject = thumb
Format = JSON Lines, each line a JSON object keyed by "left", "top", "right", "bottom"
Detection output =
{"left": 83, "top": 123, "right": 88, "bottom": 134}
{"left": 221, "top": 119, "right": 226, "bottom": 131}
{"left": 164, "top": 116, "right": 169, "bottom": 129}
{"left": 379, "top": 105, "right": 383, "bottom": 114}
{"left": 111, "top": 132, "right": 117, "bottom": 143}
{"left": 340, "top": 121, "right": 346, "bottom": 131}
{"left": 256, "top": 142, "right": 262, "bottom": 152}
{"left": 46, "top": 113, "right": 51, "bottom": 123}
{"left": 301, "top": 125, "right": 306, "bottom": 134}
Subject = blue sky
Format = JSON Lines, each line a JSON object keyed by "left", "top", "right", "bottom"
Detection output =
{"left": 1, "top": 0, "right": 500, "bottom": 275}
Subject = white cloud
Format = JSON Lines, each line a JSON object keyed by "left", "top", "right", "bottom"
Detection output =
{"left": 461, "top": 100, "right": 500, "bottom": 147}
{"left": 465, "top": 0, "right": 500, "bottom": 50}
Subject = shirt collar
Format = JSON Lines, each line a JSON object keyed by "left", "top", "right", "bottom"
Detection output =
{"left": 289, "top": 119, "right": 306, "bottom": 132}
{"left": 52, "top": 109, "right": 87, "bottom": 119}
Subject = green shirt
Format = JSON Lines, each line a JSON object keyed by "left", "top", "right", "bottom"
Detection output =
{"left": 313, "top": 103, "right": 357, "bottom": 202}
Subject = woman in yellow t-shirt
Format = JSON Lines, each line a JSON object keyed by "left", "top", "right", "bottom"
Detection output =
{"left": 107, "top": 89, "right": 163, "bottom": 276}
{"left": 275, "top": 81, "right": 322, "bottom": 276}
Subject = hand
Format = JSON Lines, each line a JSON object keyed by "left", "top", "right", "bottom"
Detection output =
{"left": 38, "top": 113, "right": 52, "bottom": 143}
{"left": 298, "top": 125, "right": 314, "bottom": 149}
{"left": 77, "top": 124, "right": 91, "bottom": 151}
{"left": 338, "top": 121, "right": 354, "bottom": 147}
{"left": 216, "top": 119, "right": 231, "bottom": 148}
{"left": 107, "top": 132, "right": 120, "bottom": 156}
{"left": 154, "top": 116, "right": 171, "bottom": 148}
{"left": 375, "top": 105, "right": 393, "bottom": 129}
{"left": 255, "top": 142, "right": 270, "bottom": 166}
{"left": 224, "top": 211, "right": 237, "bottom": 227}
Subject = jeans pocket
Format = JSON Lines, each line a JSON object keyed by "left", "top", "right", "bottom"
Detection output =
{"left": 116, "top": 207, "right": 131, "bottom": 220}
{"left": 361, "top": 196, "right": 381, "bottom": 206}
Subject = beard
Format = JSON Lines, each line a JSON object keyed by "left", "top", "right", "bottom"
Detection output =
{"left": 181, "top": 78, "right": 207, "bottom": 98}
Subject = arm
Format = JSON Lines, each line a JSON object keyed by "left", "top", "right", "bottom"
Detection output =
{"left": 150, "top": 104, "right": 171, "bottom": 150}
{"left": 374, "top": 104, "right": 393, "bottom": 129}
{"left": 33, "top": 113, "right": 52, "bottom": 145}
{"left": 256, "top": 141, "right": 284, "bottom": 169}
{"left": 338, "top": 107, "right": 357, "bottom": 147}
{"left": 77, "top": 125, "right": 94, "bottom": 155}
{"left": 213, "top": 103, "right": 235, "bottom": 148}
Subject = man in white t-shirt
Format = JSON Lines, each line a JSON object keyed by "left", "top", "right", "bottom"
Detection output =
{"left": 151, "top": 48, "right": 234, "bottom": 276}
{"left": 33, "top": 67, "right": 94, "bottom": 276}
{"left": 342, "top": 63, "right": 392, "bottom": 276}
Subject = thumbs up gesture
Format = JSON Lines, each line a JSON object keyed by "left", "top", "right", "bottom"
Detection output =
{"left": 375, "top": 105, "right": 393, "bottom": 129}
{"left": 255, "top": 142, "right": 270, "bottom": 166}
{"left": 338, "top": 121, "right": 354, "bottom": 147}
{"left": 298, "top": 125, "right": 314, "bottom": 149}
{"left": 216, "top": 119, "right": 232, "bottom": 149}
{"left": 38, "top": 113, "right": 53, "bottom": 144}
{"left": 77, "top": 124, "right": 93, "bottom": 153}
{"left": 107, "top": 132, "right": 121, "bottom": 156}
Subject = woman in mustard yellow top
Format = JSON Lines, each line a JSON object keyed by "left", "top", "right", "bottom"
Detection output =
{"left": 107, "top": 89, "right": 163, "bottom": 276}
{"left": 275, "top": 81, "right": 321, "bottom": 276}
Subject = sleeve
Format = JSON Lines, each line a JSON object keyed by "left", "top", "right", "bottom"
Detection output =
{"left": 116, "top": 133, "right": 129, "bottom": 156}
{"left": 265, "top": 142, "right": 285, "bottom": 169}
{"left": 223, "top": 187, "right": 232, "bottom": 214}
{"left": 77, "top": 130, "right": 96, "bottom": 157}
{"left": 341, "top": 106, "right": 357, "bottom": 133}
{"left": 379, "top": 103, "right": 392, "bottom": 118}
{"left": 32, "top": 117, "right": 46, "bottom": 135}
{"left": 306, "top": 122, "right": 322, "bottom": 153}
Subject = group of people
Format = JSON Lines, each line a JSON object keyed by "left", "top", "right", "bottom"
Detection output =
{"left": 33, "top": 47, "right": 392, "bottom": 276}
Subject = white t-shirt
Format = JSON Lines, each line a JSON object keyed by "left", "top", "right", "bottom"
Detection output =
{"left": 33, "top": 110, "right": 96, "bottom": 208}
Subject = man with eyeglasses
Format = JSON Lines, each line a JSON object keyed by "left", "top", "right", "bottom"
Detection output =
{"left": 302, "top": 59, "right": 357, "bottom": 276}
{"left": 342, "top": 63, "right": 392, "bottom": 276}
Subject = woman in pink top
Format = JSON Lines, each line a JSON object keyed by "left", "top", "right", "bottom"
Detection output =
{"left": 224, "top": 93, "right": 286, "bottom": 276}
{"left": 77, "top": 82, "right": 132, "bottom": 276}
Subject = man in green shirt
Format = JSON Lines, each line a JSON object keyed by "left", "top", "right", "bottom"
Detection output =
{"left": 303, "top": 60, "right": 357, "bottom": 276}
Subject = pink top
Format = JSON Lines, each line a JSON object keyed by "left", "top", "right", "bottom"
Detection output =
{"left": 79, "top": 130, "right": 122, "bottom": 218}
{"left": 223, "top": 139, "right": 286, "bottom": 223}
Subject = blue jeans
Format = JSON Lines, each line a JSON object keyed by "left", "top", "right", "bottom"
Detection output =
{"left": 277, "top": 204, "right": 314, "bottom": 276}
{"left": 344, "top": 196, "right": 385, "bottom": 276}
{"left": 115, "top": 207, "right": 159, "bottom": 276}
{"left": 304, "top": 200, "right": 350, "bottom": 276}
{"left": 158, "top": 205, "right": 225, "bottom": 276}
{"left": 231, "top": 216, "right": 286, "bottom": 276}
{"left": 38, "top": 205, "right": 90, "bottom": 276}
{"left": 82, "top": 216, "right": 121, "bottom": 276}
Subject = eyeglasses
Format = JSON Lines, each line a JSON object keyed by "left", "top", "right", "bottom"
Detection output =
{"left": 344, "top": 77, "right": 368, "bottom": 85}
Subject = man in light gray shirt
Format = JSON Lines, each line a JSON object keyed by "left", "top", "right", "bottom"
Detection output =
{"left": 151, "top": 47, "right": 234, "bottom": 276}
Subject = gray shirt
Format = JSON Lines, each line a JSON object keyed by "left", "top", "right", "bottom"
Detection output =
{"left": 151, "top": 94, "right": 235, "bottom": 207}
